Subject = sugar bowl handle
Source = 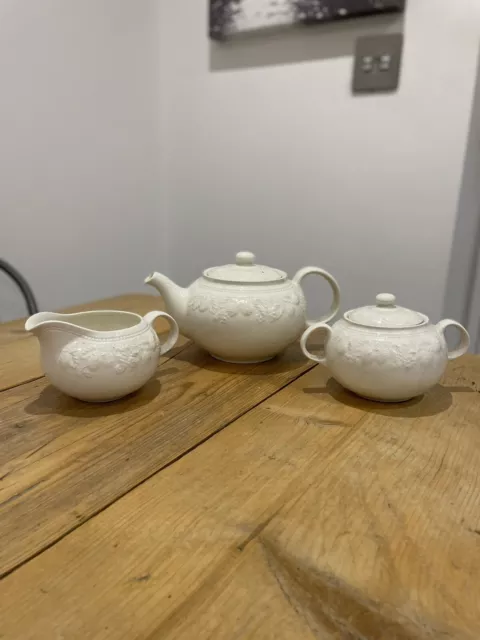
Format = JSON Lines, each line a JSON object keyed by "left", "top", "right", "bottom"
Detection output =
{"left": 300, "top": 322, "right": 333, "bottom": 366}
{"left": 144, "top": 311, "right": 180, "bottom": 356}
{"left": 436, "top": 319, "right": 470, "bottom": 361}
{"left": 293, "top": 267, "right": 340, "bottom": 327}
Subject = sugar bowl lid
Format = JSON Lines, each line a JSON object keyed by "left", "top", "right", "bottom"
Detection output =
{"left": 345, "top": 293, "right": 428, "bottom": 328}
{"left": 203, "top": 252, "right": 287, "bottom": 284}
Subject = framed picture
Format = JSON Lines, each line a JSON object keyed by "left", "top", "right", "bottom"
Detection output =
{"left": 210, "top": 1, "right": 405, "bottom": 40}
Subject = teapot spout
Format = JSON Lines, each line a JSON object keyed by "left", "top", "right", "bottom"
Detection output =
{"left": 145, "top": 272, "right": 188, "bottom": 333}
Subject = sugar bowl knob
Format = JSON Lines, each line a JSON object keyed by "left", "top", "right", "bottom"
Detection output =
{"left": 236, "top": 251, "right": 255, "bottom": 266}
{"left": 376, "top": 293, "right": 396, "bottom": 307}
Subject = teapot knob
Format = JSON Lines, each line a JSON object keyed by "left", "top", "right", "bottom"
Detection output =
{"left": 376, "top": 293, "right": 396, "bottom": 307}
{"left": 236, "top": 251, "right": 255, "bottom": 266}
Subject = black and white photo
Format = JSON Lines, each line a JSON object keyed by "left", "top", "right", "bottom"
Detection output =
{"left": 210, "top": 0, "right": 405, "bottom": 40}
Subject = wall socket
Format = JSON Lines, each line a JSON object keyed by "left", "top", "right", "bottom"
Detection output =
{"left": 353, "top": 34, "right": 404, "bottom": 94}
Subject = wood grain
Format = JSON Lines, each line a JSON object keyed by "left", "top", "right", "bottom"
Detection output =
{"left": 0, "top": 343, "right": 314, "bottom": 578}
{"left": 0, "top": 294, "right": 165, "bottom": 392}
{"left": 2, "top": 358, "right": 479, "bottom": 639}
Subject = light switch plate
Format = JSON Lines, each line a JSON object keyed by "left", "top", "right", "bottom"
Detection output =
{"left": 353, "top": 34, "right": 403, "bottom": 94}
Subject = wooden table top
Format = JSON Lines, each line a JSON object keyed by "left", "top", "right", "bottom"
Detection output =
{"left": 1, "top": 294, "right": 479, "bottom": 639}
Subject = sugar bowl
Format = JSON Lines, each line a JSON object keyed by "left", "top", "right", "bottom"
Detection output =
{"left": 300, "top": 293, "right": 470, "bottom": 402}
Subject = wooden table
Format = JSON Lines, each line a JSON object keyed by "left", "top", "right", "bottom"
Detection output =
{"left": 1, "top": 294, "right": 479, "bottom": 639}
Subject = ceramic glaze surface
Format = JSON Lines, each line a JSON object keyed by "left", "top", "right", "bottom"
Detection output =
{"left": 145, "top": 252, "right": 340, "bottom": 363}
{"left": 325, "top": 320, "right": 448, "bottom": 402}
{"left": 300, "top": 293, "right": 470, "bottom": 402}
{"left": 185, "top": 281, "right": 307, "bottom": 363}
{"left": 187, "top": 289, "right": 303, "bottom": 323}
{"left": 25, "top": 310, "right": 179, "bottom": 402}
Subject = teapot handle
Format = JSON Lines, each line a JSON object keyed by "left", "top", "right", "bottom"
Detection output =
{"left": 293, "top": 267, "right": 340, "bottom": 327}
{"left": 144, "top": 311, "right": 180, "bottom": 356}
{"left": 436, "top": 319, "right": 470, "bottom": 360}
{"left": 300, "top": 322, "right": 332, "bottom": 366}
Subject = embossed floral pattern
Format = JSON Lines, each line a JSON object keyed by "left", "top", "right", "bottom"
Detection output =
{"left": 187, "top": 292, "right": 303, "bottom": 324}
{"left": 328, "top": 324, "right": 445, "bottom": 371}
{"left": 57, "top": 333, "right": 159, "bottom": 378}
{"left": 323, "top": 320, "right": 448, "bottom": 400}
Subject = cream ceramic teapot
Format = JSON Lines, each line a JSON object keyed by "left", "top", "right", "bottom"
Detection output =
{"left": 300, "top": 293, "right": 470, "bottom": 402}
{"left": 25, "top": 309, "right": 179, "bottom": 402}
{"left": 145, "top": 251, "right": 340, "bottom": 363}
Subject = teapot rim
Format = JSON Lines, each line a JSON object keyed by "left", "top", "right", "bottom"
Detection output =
{"left": 201, "top": 270, "right": 288, "bottom": 286}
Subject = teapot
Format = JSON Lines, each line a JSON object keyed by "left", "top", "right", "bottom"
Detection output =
{"left": 145, "top": 251, "right": 340, "bottom": 363}
{"left": 300, "top": 293, "right": 470, "bottom": 402}
{"left": 25, "top": 310, "right": 179, "bottom": 402}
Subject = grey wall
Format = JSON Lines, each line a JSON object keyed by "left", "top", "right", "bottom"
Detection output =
{"left": 0, "top": 0, "right": 164, "bottom": 321}
{"left": 2, "top": 1, "right": 480, "bottom": 331}
{"left": 160, "top": 0, "right": 480, "bottom": 323}
{"left": 444, "top": 48, "right": 480, "bottom": 346}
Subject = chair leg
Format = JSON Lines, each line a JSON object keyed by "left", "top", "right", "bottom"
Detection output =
{"left": 0, "top": 259, "right": 39, "bottom": 315}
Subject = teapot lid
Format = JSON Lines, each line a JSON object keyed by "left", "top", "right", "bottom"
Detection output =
{"left": 345, "top": 293, "right": 428, "bottom": 328}
{"left": 203, "top": 252, "right": 287, "bottom": 284}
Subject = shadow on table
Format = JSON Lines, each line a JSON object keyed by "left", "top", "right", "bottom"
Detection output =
{"left": 303, "top": 378, "right": 474, "bottom": 418}
{"left": 173, "top": 344, "right": 310, "bottom": 376}
{"left": 23, "top": 370, "right": 175, "bottom": 418}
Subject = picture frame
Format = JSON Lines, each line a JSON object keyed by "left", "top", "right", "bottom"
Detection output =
{"left": 210, "top": 1, "right": 406, "bottom": 41}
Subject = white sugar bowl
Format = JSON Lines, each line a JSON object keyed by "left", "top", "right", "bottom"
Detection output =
{"left": 25, "top": 310, "right": 179, "bottom": 402}
{"left": 300, "top": 293, "right": 470, "bottom": 402}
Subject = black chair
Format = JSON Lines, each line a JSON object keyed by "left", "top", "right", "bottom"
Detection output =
{"left": 0, "top": 259, "right": 39, "bottom": 315}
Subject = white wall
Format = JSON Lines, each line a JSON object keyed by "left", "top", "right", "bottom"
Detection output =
{"left": 160, "top": 0, "right": 480, "bottom": 323}
{"left": 0, "top": 0, "right": 164, "bottom": 321}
